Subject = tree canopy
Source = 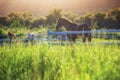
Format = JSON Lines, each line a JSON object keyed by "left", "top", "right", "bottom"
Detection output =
{"left": 0, "top": 8, "right": 120, "bottom": 29}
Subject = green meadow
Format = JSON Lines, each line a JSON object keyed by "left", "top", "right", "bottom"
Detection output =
{"left": 0, "top": 44, "right": 119, "bottom": 80}
{"left": 0, "top": 7, "right": 120, "bottom": 80}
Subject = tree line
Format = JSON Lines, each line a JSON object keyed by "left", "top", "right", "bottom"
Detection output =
{"left": 0, "top": 8, "right": 120, "bottom": 30}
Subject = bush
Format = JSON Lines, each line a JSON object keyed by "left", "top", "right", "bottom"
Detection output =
{"left": 9, "top": 20, "right": 22, "bottom": 28}
{"left": 0, "top": 29, "right": 7, "bottom": 39}
{"left": 0, "top": 29, "right": 7, "bottom": 44}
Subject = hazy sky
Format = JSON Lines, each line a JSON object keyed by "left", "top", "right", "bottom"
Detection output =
{"left": 0, "top": 0, "right": 120, "bottom": 16}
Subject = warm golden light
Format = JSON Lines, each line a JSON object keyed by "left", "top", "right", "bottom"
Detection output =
{"left": 0, "top": 0, "right": 120, "bottom": 16}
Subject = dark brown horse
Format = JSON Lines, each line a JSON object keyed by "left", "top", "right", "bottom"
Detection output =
{"left": 56, "top": 18, "right": 92, "bottom": 42}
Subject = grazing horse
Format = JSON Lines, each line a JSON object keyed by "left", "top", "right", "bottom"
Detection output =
{"left": 56, "top": 18, "right": 92, "bottom": 42}
{"left": 8, "top": 32, "right": 16, "bottom": 39}
{"left": 8, "top": 32, "right": 17, "bottom": 43}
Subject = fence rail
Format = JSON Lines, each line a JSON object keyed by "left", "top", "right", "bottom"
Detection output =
{"left": 48, "top": 29, "right": 120, "bottom": 35}
{"left": 0, "top": 29, "right": 120, "bottom": 45}
{"left": 47, "top": 29, "right": 120, "bottom": 40}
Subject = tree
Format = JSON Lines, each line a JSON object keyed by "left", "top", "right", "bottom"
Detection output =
{"left": 9, "top": 20, "right": 22, "bottom": 28}
{"left": 107, "top": 8, "right": 120, "bottom": 29}
{"left": 31, "top": 16, "right": 46, "bottom": 28}
{"left": 46, "top": 8, "right": 62, "bottom": 25}
{"left": 109, "top": 8, "right": 120, "bottom": 21}
{"left": 7, "top": 11, "right": 33, "bottom": 27}
{"left": 92, "top": 12, "right": 106, "bottom": 29}
{"left": 21, "top": 11, "right": 33, "bottom": 26}
{"left": 64, "top": 12, "right": 79, "bottom": 23}
{"left": 0, "top": 29, "right": 7, "bottom": 44}
{"left": 78, "top": 13, "right": 93, "bottom": 27}
{"left": 0, "top": 16, "right": 10, "bottom": 26}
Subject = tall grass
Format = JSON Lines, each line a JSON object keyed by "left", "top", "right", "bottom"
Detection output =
{"left": 0, "top": 44, "right": 120, "bottom": 80}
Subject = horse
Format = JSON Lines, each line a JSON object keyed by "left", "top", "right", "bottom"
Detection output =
{"left": 8, "top": 32, "right": 17, "bottom": 39}
{"left": 56, "top": 18, "right": 92, "bottom": 42}
{"left": 8, "top": 31, "right": 17, "bottom": 44}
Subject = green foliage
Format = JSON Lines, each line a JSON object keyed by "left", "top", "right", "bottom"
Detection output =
{"left": 64, "top": 12, "right": 80, "bottom": 23}
{"left": 31, "top": 16, "right": 46, "bottom": 28}
{"left": 0, "top": 29, "right": 7, "bottom": 39}
{"left": 0, "top": 44, "right": 119, "bottom": 80}
{"left": 92, "top": 12, "right": 106, "bottom": 29}
{"left": 0, "top": 16, "right": 10, "bottom": 26}
{"left": 57, "top": 26, "right": 67, "bottom": 32}
{"left": 46, "top": 8, "right": 63, "bottom": 25}
{"left": 79, "top": 13, "right": 93, "bottom": 27}
{"left": 9, "top": 20, "right": 22, "bottom": 28}
{"left": 47, "top": 24, "right": 56, "bottom": 30}
{"left": 0, "top": 8, "right": 120, "bottom": 29}
{"left": 108, "top": 8, "right": 120, "bottom": 21}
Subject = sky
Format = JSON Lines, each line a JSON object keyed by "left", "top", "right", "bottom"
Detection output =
{"left": 0, "top": 0, "right": 120, "bottom": 16}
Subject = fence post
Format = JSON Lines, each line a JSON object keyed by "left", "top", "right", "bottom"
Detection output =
{"left": 65, "top": 33, "right": 68, "bottom": 41}
{"left": 47, "top": 29, "right": 51, "bottom": 45}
